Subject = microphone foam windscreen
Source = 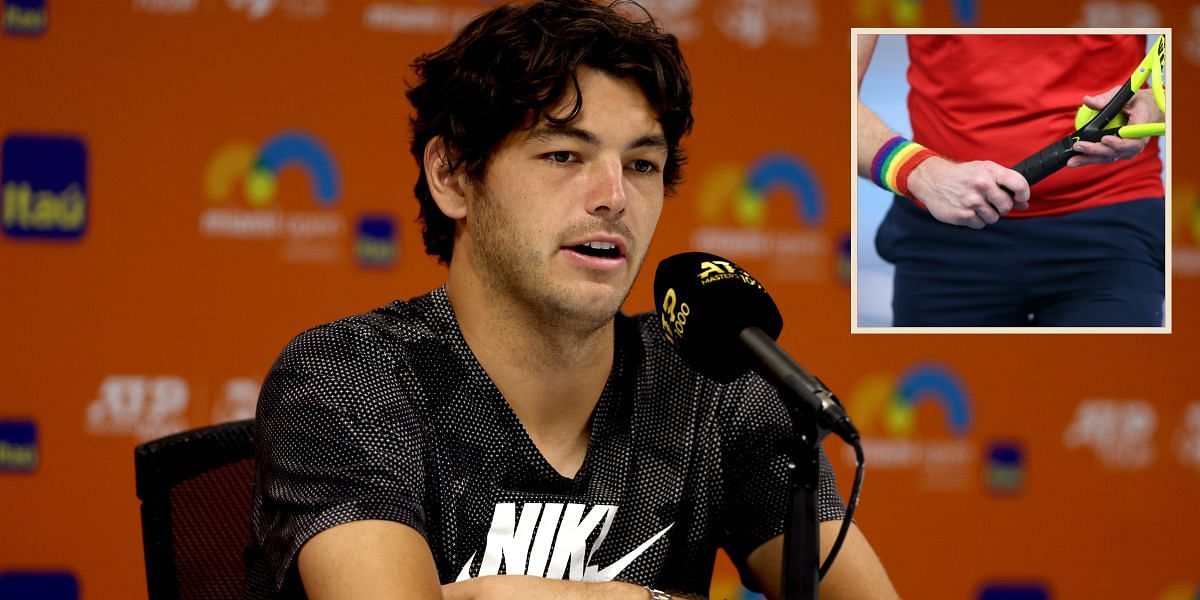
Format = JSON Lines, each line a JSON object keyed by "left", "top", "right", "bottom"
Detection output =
{"left": 653, "top": 252, "right": 783, "bottom": 381}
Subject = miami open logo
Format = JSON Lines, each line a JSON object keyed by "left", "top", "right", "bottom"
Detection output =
{"left": 1172, "top": 180, "right": 1200, "bottom": 277}
{"left": 845, "top": 363, "right": 978, "bottom": 491}
{"left": 853, "top": 0, "right": 978, "bottom": 26}
{"left": 691, "top": 152, "right": 830, "bottom": 282}
{"left": 200, "top": 131, "right": 347, "bottom": 263}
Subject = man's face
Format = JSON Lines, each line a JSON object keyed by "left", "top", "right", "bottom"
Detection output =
{"left": 462, "top": 67, "right": 667, "bottom": 330}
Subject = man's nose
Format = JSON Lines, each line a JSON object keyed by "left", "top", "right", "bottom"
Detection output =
{"left": 585, "top": 158, "right": 627, "bottom": 218}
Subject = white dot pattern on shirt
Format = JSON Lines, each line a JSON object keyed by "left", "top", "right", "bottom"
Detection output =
{"left": 245, "top": 287, "right": 845, "bottom": 598}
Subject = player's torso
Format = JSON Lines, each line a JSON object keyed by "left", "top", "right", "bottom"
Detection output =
{"left": 905, "top": 34, "right": 1162, "bottom": 213}
{"left": 388, "top": 304, "right": 729, "bottom": 594}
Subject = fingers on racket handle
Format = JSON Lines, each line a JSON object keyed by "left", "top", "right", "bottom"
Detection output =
{"left": 1012, "top": 135, "right": 1079, "bottom": 188}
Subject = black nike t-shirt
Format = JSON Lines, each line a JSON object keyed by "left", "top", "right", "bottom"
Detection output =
{"left": 245, "top": 287, "right": 845, "bottom": 598}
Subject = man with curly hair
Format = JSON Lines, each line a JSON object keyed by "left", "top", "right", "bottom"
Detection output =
{"left": 246, "top": 1, "right": 899, "bottom": 598}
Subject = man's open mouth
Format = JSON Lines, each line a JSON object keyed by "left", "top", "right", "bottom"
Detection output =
{"left": 568, "top": 241, "right": 622, "bottom": 259}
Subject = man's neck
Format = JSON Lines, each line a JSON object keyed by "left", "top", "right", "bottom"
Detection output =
{"left": 444, "top": 262, "right": 614, "bottom": 478}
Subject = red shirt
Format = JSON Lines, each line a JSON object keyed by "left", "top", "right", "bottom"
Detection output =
{"left": 906, "top": 35, "right": 1163, "bottom": 217}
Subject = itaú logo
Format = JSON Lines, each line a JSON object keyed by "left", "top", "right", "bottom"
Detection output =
{"left": 456, "top": 502, "right": 671, "bottom": 582}
{"left": 1, "top": 134, "right": 87, "bottom": 240}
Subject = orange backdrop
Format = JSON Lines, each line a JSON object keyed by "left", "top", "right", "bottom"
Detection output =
{"left": 1, "top": 1, "right": 1197, "bottom": 599}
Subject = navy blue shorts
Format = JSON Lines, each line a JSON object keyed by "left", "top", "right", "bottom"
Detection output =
{"left": 874, "top": 196, "right": 1165, "bottom": 327}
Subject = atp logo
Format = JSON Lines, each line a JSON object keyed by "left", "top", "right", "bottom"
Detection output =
{"left": 1175, "top": 402, "right": 1200, "bottom": 474}
{"left": 210, "top": 377, "right": 261, "bottom": 424}
{"left": 1063, "top": 399, "right": 1156, "bottom": 470}
{"left": 2, "top": 134, "right": 87, "bottom": 240}
{"left": 1074, "top": 1, "right": 1161, "bottom": 28}
{"left": 848, "top": 363, "right": 972, "bottom": 438}
{"left": 854, "top": 0, "right": 978, "bottom": 26}
{"left": 715, "top": 0, "right": 818, "bottom": 49}
{"left": 85, "top": 375, "right": 190, "bottom": 442}
{"left": 457, "top": 502, "right": 671, "bottom": 583}
{"left": 200, "top": 131, "right": 348, "bottom": 263}
{"left": 691, "top": 153, "right": 829, "bottom": 282}
{"left": 844, "top": 363, "right": 977, "bottom": 490}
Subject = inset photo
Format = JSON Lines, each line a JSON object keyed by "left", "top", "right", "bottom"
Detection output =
{"left": 851, "top": 29, "right": 1170, "bottom": 333}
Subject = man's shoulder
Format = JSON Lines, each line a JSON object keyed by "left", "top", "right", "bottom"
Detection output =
{"left": 273, "top": 288, "right": 456, "bottom": 373}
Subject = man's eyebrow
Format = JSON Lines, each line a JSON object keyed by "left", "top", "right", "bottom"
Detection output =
{"left": 526, "top": 125, "right": 668, "bottom": 152}
{"left": 526, "top": 125, "right": 600, "bottom": 147}
{"left": 628, "top": 134, "right": 668, "bottom": 152}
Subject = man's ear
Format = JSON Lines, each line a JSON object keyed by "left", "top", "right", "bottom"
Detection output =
{"left": 423, "top": 136, "right": 468, "bottom": 220}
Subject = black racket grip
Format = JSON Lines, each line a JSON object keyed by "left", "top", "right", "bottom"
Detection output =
{"left": 999, "top": 135, "right": 1079, "bottom": 197}
{"left": 1013, "top": 135, "right": 1079, "bottom": 187}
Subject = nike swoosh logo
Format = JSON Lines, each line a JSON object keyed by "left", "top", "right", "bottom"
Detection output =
{"left": 584, "top": 523, "right": 673, "bottom": 582}
{"left": 454, "top": 522, "right": 674, "bottom": 582}
{"left": 455, "top": 552, "right": 477, "bottom": 582}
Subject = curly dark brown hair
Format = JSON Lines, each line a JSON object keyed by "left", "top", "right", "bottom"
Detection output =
{"left": 406, "top": 0, "right": 694, "bottom": 264}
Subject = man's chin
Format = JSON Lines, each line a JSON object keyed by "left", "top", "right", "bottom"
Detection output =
{"left": 546, "top": 281, "right": 630, "bottom": 329}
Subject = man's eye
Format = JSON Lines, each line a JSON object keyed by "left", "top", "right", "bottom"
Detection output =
{"left": 546, "top": 151, "right": 573, "bottom": 164}
{"left": 631, "top": 160, "right": 659, "bottom": 174}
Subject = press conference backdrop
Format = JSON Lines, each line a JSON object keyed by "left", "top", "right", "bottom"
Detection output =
{"left": 1, "top": 1, "right": 1197, "bottom": 599}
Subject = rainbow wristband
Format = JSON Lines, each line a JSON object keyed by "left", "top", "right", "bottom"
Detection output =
{"left": 870, "top": 136, "right": 937, "bottom": 198}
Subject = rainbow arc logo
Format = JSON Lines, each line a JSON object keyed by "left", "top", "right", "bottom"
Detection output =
{"left": 691, "top": 152, "right": 830, "bottom": 282}
{"left": 853, "top": 0, "right": 978, "bottom": 26}
{"left": 849, "top": 363, "right": 972, "bottom": 437}
{"left": 842, "top": 363, "right": 977, "bottom": 490}
{"left": 199, "top": 130, "right": 347, "bottom": 263}
{"left": 205, "top": 131, "right": 339, "bottom": 207}
{"left": 697, "top": 153, "right": 823, "bottom": 228}
{"left": 1172, "top": 182, "right": 1200, "bottom": 277}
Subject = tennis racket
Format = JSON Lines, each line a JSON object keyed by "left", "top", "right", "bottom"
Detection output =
{"left": 1010, "top": 34, "right": 1166, "bottom": 189}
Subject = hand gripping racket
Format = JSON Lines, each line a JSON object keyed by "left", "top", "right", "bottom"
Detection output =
{"left": 1011, "top": 34, "right": 1166, "bottom": 188}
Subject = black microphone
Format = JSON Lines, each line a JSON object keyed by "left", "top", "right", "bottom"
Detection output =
{"left": 653, "top": 252, "right": 859, "bottom": 443}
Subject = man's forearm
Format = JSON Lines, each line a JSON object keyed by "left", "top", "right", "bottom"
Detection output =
{"left": 857, "top": 100, "right": 902, "bottom": 177}
{"left": 441, "top": 576, "right": 706, "bottom": 600}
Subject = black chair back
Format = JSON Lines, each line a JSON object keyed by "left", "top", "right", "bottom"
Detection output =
{"left": 135, "top": 419, "right": 255, "bottom": 600}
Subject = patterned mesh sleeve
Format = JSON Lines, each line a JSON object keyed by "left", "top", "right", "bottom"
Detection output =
{"left": 248, "top": 321, "right": 428, "bottom": 593}
{"left": 716, "top": 374, "right": 847, "bottom": 588}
